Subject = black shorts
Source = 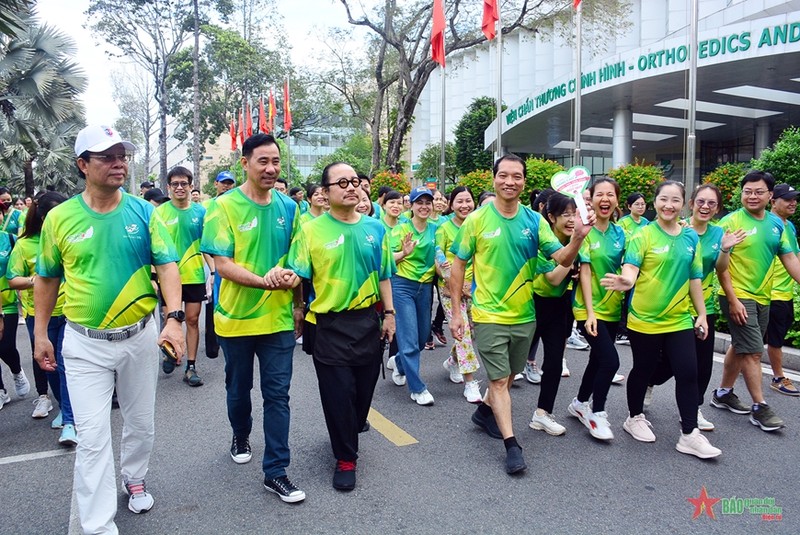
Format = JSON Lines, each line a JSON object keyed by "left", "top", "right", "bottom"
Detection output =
{"left": 765, "top": 299, "right": 793, "bottom": 348}
{"left": 159, "top": 283, "right": 207, "bottom": 306}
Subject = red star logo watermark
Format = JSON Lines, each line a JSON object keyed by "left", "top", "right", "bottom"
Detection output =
{"left": 687, "top": 486, "right": 721, "bottom": 519}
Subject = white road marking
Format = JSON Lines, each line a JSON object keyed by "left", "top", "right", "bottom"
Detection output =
{"left": 0, "top": 448, "right": 74, "bottom": 465}
{"left": 711, "top": 355, "right": 800, "bottom": 381}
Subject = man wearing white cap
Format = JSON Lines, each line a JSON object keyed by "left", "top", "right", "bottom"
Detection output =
{"left": 34, "top": 124, "right": 186, "bottom": 534}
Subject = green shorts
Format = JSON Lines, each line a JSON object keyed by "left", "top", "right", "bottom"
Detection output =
{"left": 473, "top": 322, "right": 535, "bottom": 381}
{"left": 719, "top": 297, "right": 769, "bottom": 355}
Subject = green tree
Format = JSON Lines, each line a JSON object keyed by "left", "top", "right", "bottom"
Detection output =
{"left": 454, "top": 97, "right": 496, "bottom": 175}
{"left": 525, "top": 157, "right": 564, "bottom": 201}
{"left": 311, "top": 133, "right": 373, "bottom": 180}
{"left": 607, "top": 159, "right": 662, "bottom": 204}
{"left": 416, "top": 142, "right": 457, "bottom": 187}
{"left": 701, "top": 162, "right": 746, "bottom": 212}
{"left": 752, "top": 126, "right": 800, "bottom": 189}
{"left": 0, "top": 0, "right": 32, "bottom": 38}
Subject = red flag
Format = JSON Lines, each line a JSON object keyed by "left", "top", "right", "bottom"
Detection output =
{"left": 238, "top": 109, "right": 245, "bottom": 145}
{"left": 431, "top": 0, "right": 445, "bottom": 66}
{"left": 283, "top": 79, "right": 292, "bottom": 132}
{"left": 259, "top": 97, "right": 268, "bottom": 133}
{"left": 268, "top": 90, "right": 277, "bottom": 133}
{"left": 574, "top": 0, "right": 581, "bottom": 9}
{"left": 246, "top": 103, "right": 253, "bottom": 137}
{"left": 229, "top": 119, "right": 236, "bottom": 150}
{"left": 482, "top": 0, "right": 498, "bottom": 40}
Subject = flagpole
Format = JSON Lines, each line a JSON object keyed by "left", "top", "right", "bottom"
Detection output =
{"left": 573, "top": 1, "right": 582, "bottom": 166}
{"left": 495, "top": 9, "right": 503, "bottom": 160}
{"left": 439, "top": 65, "right": 446, "bottom": 192}
{"left": 286, "top": 80, "right": 292, "bottom": 184}
{"left": 686, "top": 0, "right": 698, "bottom": 194}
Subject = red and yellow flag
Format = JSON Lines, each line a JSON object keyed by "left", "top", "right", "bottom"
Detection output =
{"left": 431, "top": 0, "right": 445, "bottom": 66}
{"left": 283, "top": 79, "right": 292, "bottom": 132}
{"left": 238, "top": 109, "right": 244, "bottom": 145}
{"left": 482, "top": 0, "right": 498, "bottom": 40}
{"left": 268, "top": 90, "right": 277, "bottom": 133}
{"left": 229, "top": 118, "right": 236, "bottom": 150}
{"left": 259, "top": 97, "right": 268, "bottom": 133}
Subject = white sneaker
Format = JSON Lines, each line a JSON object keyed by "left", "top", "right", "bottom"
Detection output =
{"left": 443, "top": 358, "right": 464, "bottom": 384}
{"left": 676, "top": 428, "right": 721, "bottom": 459}
{"left": 388, "top": 356, "right": 406, "bottom": 386}
{"left": 567, "top": 397, "right": 592, "bottom": 427}
{"left": 513, "top": 373, "right": 524, "bottom": 381}
{"left": 561, "top": 358, "right": 570, "bottom": 377}
{"left": 13, "top": 371, "right": 30, "bottom": 397}
{"left": 529, "top": 410, "right": 566, "bottom": 436}
{"left": 565, "top": 333, "right": 589, "bottom": 350}
{"left": 295, "top": 336, "right": 303, "bottom": 345}
{"left": 623, "top": 414, "right": 656, "bottom": 442}
{"left": 643, "top": 386, "right": 654, "bottom": 409}
{"left": 0, "top": 389, "right": 10, "bottom": 410}
{"left": 697, "top": 409, "right": 715, "bottom": 431}
{"left": 523, "top": 362, "right": 541, "bottom": 384}
{"left": 386, "top": 355, "right": 396, "bottom": 370}
{"left": 587, "top": 411, "right": 614, "bottom": 441}
{"left": 463, "top": 380, "right": 482, "bottom": 403}
{"left": 123, "top": 477, "right": 155, "bottom": 513}
{"left": 32, "top": 395, "right": 53, "bottom": 418}
{"left": 612, "top": 373, "right": 625, "bottom": 385}
{"left": 410, "top": 389, "right": 434, "bottom": 406}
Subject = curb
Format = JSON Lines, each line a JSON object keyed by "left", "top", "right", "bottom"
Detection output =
{"left": 714, "top": 332, "right": 800, "bottom": 373}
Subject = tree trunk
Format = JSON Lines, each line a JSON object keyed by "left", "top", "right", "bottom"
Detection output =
{"left": 23, "top": 158, "right": 34, "bottom": 197}
{"left": 385, "top": 62, "right": 437, "bottom": 171}
{"left": 192, "top": 0, "right": 201, "bottom": 182}
{"left": 370, "top": 39, "right": 389, "bottom": 173}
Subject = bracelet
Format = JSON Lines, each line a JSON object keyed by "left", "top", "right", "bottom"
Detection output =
{"left": 721, "top": 247, "right": 731, "bottom": 254}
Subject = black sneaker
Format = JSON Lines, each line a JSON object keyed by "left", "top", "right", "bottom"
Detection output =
{"left": 505, "top": 445, "right": 527, "bottom": 475}
{"left": 615, "top": 334, "right": 630, "bottom": 346}
{"left": 750, "top": 403, "right": 785, "bottom": 432}
{"left": 710, "top": 389, "right": 750, "bottom": 415}
{"left": 162, "top": 355, "right": 176, "bottom": 374}
{"left": 471, "top": 406, "right": 503, "bottom": 439}
{"left": 230, "top": 435, "right": 252, "bottom": 464}
{"left": 264, "top": 475, "right": 306, "bottom": 503}
{"left": 332, "top": 460, "right": 357, "bottom": 491}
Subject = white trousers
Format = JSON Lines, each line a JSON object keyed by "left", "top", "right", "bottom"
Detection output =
{"left": 63, "top": 318, "right": 159, "bottom": 535}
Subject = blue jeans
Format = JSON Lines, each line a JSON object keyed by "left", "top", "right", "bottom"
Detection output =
{"left": 26, "top": 316, "right": 72, "bottom": 424}
{"left": 391, "top": 276, "right": 432, "bottom": 394}
{"left": 218, "top": 331, "right": 295, "bottom": 479}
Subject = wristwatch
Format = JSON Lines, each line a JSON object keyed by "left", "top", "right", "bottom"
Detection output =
{"left": 166, "top": 310, "right": 186, "bottom": 322}
{"left": 384, "top": 309, "right": 396, "bottom": 315}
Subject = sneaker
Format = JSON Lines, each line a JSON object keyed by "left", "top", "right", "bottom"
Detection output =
{"left": 471, "top": 406, "right": 503, "bottom": 439}
{"left": 643, "top": 386, "right": 654, "bottom": 409}
{"left": 391, "top": 368, "right": 406, "bottom": 386}
{"left": 697, "top": 409, "right": 715, "bottom": 432}
{"left": 675, "top": 428, "right": 721, "bottom": 459}
{"left": 567, "top": 398, "right": 592, "bottom": 427}
{"left": 123, "top": 478, "right": 155, "bottom": 513}
{"left": 443, "top": 357, "right": 464, "bottom": 384}
{"left": 386, "top": 355, "right": 396, "bottom": 370}
{"left": 612, "top": 373, "right": 625, "bottom": 385}
{"left": 529, "top": 410, "right": 566, "bottom": 436}
{"left": 566, "top": 334, "right": 589, "bottom": 350}
{"left": 51, "top": 411, "right": 63, "bottom": 429}
{"left": 749, "top": 403, "right": 785, "bottom": 432}
{"left": 587, "top": 411, "right": 614, "bottom": 441}
{"left": 615, "top": 334, "right": 630, "bottom": 345}
{"left": 32, "top": 395, "right": 53, "bottom": 418}
{"left": 183, "top": 366, "right": 204, "bottom": 387}
{"left": 505, "top": 445, "right": 527, "bottom": 474}
{"left": 424, "top": 341, "right": 435, "bottom": 351}
{"left": 523, "top": 362, "right": 541, "bottom": 384}
{"left": 0, "top": 389, "right": 10, "bottom": 410}
{"left": 58, "top": 424, "right": 78, "bottom": 446}
{"left": 264, "top": 475, "right": 306, "bottom": 503}
{"left": 770, "top": 376, "right": 800, "bottom": 397}
{"left": 513, "top": 373, "right": 524, "bottom": 381}
{"left": 410, "top": 389, "right": 434, "bottom": 406}
{"left": 561, "top": 358, "right": 570, "bottom": 377}
{"left": 162, "top": 355, "right": 176, "bottom": 374}
{"left": 623, "top": 414, "right": 655, "bottom": 442}
{"left": 710, "top": 389, "right": 750, "bottom": 415}
{"left": 432, "top": 327, "right": 447, "bottom": 346}
{"left": 13, "top": 371, "right": 30, "bottom": 397}
{"left": 463, "top": 380, "right": 482, "bottom": 403}
{"left": 230, "top": 435, "right": 252, "bottom": 464}
{"left": 295, "top": 335, "right": 303, "bottom": 345}
{"left": 332, "top": 460, "right": 356, "bottom": 491}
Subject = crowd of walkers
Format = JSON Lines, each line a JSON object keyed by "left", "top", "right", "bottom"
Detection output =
{"left": 3, "top": 125, "right": 799, "bottom": 534}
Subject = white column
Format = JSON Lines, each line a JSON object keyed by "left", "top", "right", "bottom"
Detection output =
{"left": 612, "top": 107, "right": 633, "bottom": 168}
{"left": 755, "top": 121, "right": 770, "bottom": 159}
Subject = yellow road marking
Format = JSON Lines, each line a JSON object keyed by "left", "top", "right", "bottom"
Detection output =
{"left": 368, "top": 408, "right": 418, "bottom": 446}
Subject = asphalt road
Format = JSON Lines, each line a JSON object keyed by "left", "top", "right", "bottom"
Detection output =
{"left": 0, "top": 315, "right": 797, "bottom": 534}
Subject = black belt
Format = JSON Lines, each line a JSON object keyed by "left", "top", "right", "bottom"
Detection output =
{"left": 67, "top": 316, "right": 150, "bottom": 342}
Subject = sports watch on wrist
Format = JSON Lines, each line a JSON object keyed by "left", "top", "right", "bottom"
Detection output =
{"left": 166, "top": 310, "right": 186, "bottom": 322}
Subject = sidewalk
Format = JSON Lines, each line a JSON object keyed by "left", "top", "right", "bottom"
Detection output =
{"left": 714, "top": 332, "right": 800, "bottom": 373}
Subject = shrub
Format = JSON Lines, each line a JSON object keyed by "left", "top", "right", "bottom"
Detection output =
{"left": 607, "top": 159, "right": 662, "bottom": 203}
{"left": 752, "top": 126, "right": 800, "bottom": 188}
{"left": 525, "top": 157, "right": 565, "bottom": 203}
{"left": 458, "top": 169, "right": 493, "bottom": 198}
{"left": 370, "top": 170, "right": 411, "bottom": 200}
{"left": 702, "top": 162, "right": 746, "bottom": 212}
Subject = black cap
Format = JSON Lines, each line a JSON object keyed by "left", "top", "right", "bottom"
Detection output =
{"left": 140, "top": 181, "right": 155, "bottom": 189}
{"left": 144, "top": 188, "right": 169, "bottom": 203}
{"left": 773, "top": 183, "right": 799, "bottom": 200}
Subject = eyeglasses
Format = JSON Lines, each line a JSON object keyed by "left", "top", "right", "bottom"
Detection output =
{"left": 88, "top": 153, "right": 131, "bottom": 163}
{"left": 693, "top": 199, "right": 718, "bottom": 208}
{"left": 742, "top": 189, "right": 768, "bottom": 197}
{"left": 169, "top": 181, "right": 190, "bottom": 189}
{"left": 558, "top": 212, "right": 577, "bottom": 219}
{"left": 326, "top": 177, "right": 361, "bottom": 189}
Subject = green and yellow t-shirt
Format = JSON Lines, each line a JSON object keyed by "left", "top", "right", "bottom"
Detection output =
{"left": 769, "top": 219, "right": 799, "bottom": 302}
{"left": 451, "top": 203, "right": 562, "bottom": 325}
{"left": 200, "top": 188, "right": 299, "bottom": 336}
{"left": 0, "top": 232, "right": 18, "bottom": 314}
{"left": 37, "top": 194, "right": 178, "bottom": 329}
{"left": 298, "top": 211, "right": 320, "bottom": 227}
{"left": 573, "top": 224, "right": 625, "bottom": 322}
{"left": 718, "top": 209, "right": 794, "bottom": 305}
{"left": 392, "top": 220, "right": 437, "bottom": 283}
{"left": 692, "top": 224, "right": 724, "bottom": 316}
{"left": 625, "top": 223, "right": 703, "bottom": 334}
{"left": 287, "top": 213, "right": 395, "bottom": 317}
{"left": 618, "top": 214, "right": 649, "bottom": 239}
{"left": 7, "top": 235, "right": 65, "bottom": 317}
{"left": 534, "top": 250, "right": 571, "bottom": 298}
{"left": 372, "top": 202, "right": 383, "bottom": 220}
{"left": 1, "top": 208, "right": 22, "bottom": 236}
{"left": 435, "top": 219, "right": 473, "bottom": 285}
{"left": 157, "top": 201, "right": 206, "bottom": 284}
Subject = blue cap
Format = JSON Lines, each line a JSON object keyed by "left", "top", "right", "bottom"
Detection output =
{"left": 215, "top": 170, "right": 235, "bottom": 183}
{"left": 409, "top": 186, "right": 434, "bottom": 203}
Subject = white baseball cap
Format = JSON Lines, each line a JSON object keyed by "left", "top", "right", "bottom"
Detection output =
{"left": 74, "top": 125, "right": 137, "bottom": 156}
